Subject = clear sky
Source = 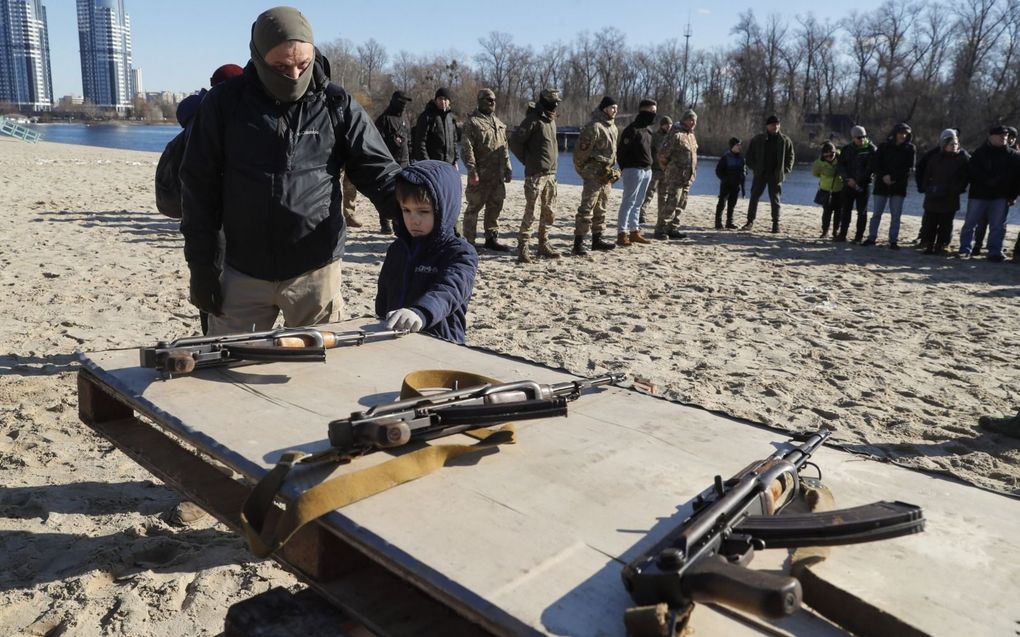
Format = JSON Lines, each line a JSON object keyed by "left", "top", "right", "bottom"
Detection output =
{"left": 45, "top": 0, "right": 892, "bottom": 97}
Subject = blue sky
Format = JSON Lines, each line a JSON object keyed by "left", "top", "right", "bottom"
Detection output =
{"left": 45, "top": 0, "right": 891, "bottom": 96}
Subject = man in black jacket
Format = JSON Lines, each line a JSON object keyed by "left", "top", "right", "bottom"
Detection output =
{"left": 957, "top": 125, "right": 1020, "bottom": 261}
{"left": 835, "top": 125, "right": 877, "bottom": 242}
{"left": 412, "top": 88, "right": 459, "bottom": 165}
{"left": 181, "top": 7, "right": 401, "bottom": 335}
{"left": 373, "top": 90, "right": 413, "bottom": 234}
{"left": 740, "top": 114, "right": 795, "bottom": 233}
{"left": 863, "top": 122, "right": 914, "bottom": 248}
{"left": 615, "top": 99, "right": 657, "bottom": 246}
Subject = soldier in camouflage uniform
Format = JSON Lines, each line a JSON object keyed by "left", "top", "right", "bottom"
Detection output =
{"left": 509, "top": 89, "right": 564, "bottom": 263}
{"left": 461, "top": 88, "right": 513, "bottom": 251}
{"left": 572, "top": 96, "right": 620, "bottom": 255}
{"left": 655, "top": 109, "right": 699, "bottom": 240}
{"left": 639, "top": 115, "right": 672, "bottom": 224}
{"left": 340, "top": 171, "right": 361, "bottom": 227}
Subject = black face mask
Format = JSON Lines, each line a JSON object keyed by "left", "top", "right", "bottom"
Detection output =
{"left": 390, "top": 99, "right": 406, "bottom": 115}
{"left": 634, "top": 111, "right": 656, "bottom": 128}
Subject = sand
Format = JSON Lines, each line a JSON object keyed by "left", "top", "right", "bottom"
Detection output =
{"left": 1, "top": 136, "right": 1018, "bottom": 635}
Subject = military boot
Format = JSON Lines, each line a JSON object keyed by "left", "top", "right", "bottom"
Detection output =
{"left": 537, "top": 241, "right": 562, "bottom": 259}
{"left": 379, "top": 218, "right": 393, "bottom": 235}
{"left": 571, "top": 236, "right": 588, "bottom": 256}
{"left": 592, "top": 232, "right": 616, "bottom": 251}
{"left": 771, "top": 220, "right": 780, "bottom": 234}
{"left": 517, "top": 240, "right": 533, "bottom": 264}
{"left": 484, "top": 231, "right": 511, "bottom": 252}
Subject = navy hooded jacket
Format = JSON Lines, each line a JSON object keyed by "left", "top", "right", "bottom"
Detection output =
{"left": 375, "top": 160, "right": 478, "bottom": 344}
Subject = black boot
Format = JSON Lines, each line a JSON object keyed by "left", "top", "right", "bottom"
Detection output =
{"left": 484, "top": 232, "right": 511, "bottom": 252}
{"left": 572, "top": 235, "right": 588, "bottom": 256}
{"left": 592, "top": 232, "right": 616, "bottom": 251}
{"left": 771, "top": 220, "right": 780, "bottom": 233}
{"left": 379, "top": 218, "right": 393, "bottom": 235}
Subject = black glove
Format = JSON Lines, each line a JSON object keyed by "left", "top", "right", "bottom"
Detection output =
{"left": 188, "top": 263, "right": 223, "bottom": 316}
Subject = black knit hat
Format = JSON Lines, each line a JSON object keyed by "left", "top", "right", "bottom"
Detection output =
{"left": 729, "top": 137, "right": 741, "bottom": 148}
{"left": 766, "top": 114, "right": 780, "bottom": 125}
{"left": 434, "top": 87, "right": 451, "bottom": 99}
{"left": 598, "top": 95, "right": 618, "bottom": 110}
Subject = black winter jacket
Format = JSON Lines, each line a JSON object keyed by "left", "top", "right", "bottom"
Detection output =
{"left": 376, "top": 160, "right": 477, "bottom": 344}
{"left": 836, "top": 140, "right": 878, "bottom": 188}
{"left": 872, "top": 137, "right": 916, "bottom": 197}
{"left": 967, "top": 143, "right": 1020, "bottom": 200}
{"left": 617, "top": 120, "right": 654, "bottom": 169}
{"left": 715, "top": 150, "right": 746, "bottom": 190}
{"left": 412, "top": 101, "right": 459, "bottom": 164}
{"left": 181, "top": 56, "right": 401, "bottom": 281}
{"left": 375, "top": 100, "right": 411, "bottom": 167}
{"left": 917, "top": 147, "right": 970, "bottom": 214}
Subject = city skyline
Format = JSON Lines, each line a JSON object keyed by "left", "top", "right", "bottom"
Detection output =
{"left": 37, "top": 0, "right": 893, "bottom": 98}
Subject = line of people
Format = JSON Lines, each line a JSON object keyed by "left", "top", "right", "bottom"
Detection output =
{"left": 811, "top": 124, "right": 1020, "bottom": 261}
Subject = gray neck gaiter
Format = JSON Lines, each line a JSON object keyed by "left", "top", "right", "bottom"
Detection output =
{"left": 250, "top": 7, "right": 314, "bottom": 103}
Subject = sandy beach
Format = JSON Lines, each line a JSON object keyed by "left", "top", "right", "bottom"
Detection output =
{"left": 1, "top": 136, "right": 1019, "bottom": 635}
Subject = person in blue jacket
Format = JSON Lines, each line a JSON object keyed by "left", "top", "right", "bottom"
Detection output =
{"left": 376, "top": 160, "right": 478, "bottom": 344}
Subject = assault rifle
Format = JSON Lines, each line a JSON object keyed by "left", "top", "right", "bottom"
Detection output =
{"left": 326, "top": 373, "right": 624, "bottom": 457}
{"left": 140, "top": 327, "right": 407, "bottom": 375}
{"left": 621, "top": 428, "right": 925, "bottom": 630}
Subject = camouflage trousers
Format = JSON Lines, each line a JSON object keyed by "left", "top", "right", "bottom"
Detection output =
{"left": 657, "top": 180, "right": 691, "bottom": 232}
{"left": 575, "top": 177, "right": 611, "bottom": 236}
{"left": 519, "top": 173, "right": 557, "bottom": 243}
{"left": 463, "top": 177, "right": 507, "bottom": 243}
{"left": 341, "top": 173, "right": 358, "bottom": 219}
{"left": 640, "top": 170, "right": 666, "bottom": 219}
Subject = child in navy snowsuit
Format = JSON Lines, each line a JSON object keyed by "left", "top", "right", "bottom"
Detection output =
{"left": 376, "top": 160, "right": 478, "bottom": 344}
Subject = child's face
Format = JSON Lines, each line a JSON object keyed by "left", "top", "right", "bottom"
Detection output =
{"left": 732, "top": 143, "right": 742, "bottom": 154}
{"left": 400, "top": 199, "right": 435, "bottom": 238}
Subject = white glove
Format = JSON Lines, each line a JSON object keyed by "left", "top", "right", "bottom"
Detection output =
{"left": 384, "top": 308, "right": 424, "bottom": 332}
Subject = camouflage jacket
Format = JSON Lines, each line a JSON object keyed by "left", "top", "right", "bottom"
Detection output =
{"left": 573, "top": 109, "right": 618, "bottom": 181}
{"left": 650, "top": 127, "right": 670, "bottom": 174}
{"left": 461, "top": 110, "right": 512, "bottom": 180}
{"left": 659, "top": 124, "right": 698, "bottom": 186}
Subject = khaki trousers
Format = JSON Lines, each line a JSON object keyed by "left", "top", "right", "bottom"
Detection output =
{"left": 208, "top": 260, "right": 343, "bottom": 335}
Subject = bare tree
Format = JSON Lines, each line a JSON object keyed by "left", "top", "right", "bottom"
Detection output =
{"left": 320, "top": 38, "right": 358, "bottom": 88}
{"left": 356, "top": 39, "right": 388, "bottom": 95}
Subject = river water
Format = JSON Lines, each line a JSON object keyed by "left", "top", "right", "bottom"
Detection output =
{"left": 26, "top": 122, "right": 922, "bottom": 211}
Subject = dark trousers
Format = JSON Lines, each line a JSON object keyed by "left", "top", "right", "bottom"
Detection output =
{"left": 820, "top": 191, "right": 842, "bottom": 236}
{"left": 745, "top": 175, "right": 782, "bottom": 223}
{"left": 715, "top": 184, "right": 739, "bottom": 225}
{"left": 838, "top": 187, "right": 869, "bottom": 241}
{"left": 919, "top": 210, "right": 957, "bottom": 250}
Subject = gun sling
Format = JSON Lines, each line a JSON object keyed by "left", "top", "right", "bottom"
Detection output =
{"left": 240, "top": 370, "right": 517, "bottom": 558}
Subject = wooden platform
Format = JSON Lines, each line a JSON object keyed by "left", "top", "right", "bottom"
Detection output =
{"left": 76, "top": 319, "right": 1020, "bottom": 636}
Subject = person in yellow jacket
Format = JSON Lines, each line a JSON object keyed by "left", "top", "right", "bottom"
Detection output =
{"left": 811, "top": 141, "right": 844, "bottom": 238}
{"left": 572, "top": 96, "right": 620, "bottom": 255}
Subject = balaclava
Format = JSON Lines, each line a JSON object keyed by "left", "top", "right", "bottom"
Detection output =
{"left": 477, "top": 88, "right": 496, "bottom": 115}
{"left": 250, "top": 7, "right": 314, "bottom": 103}
{"left": 634, "top": 110, "right": 656, "bottom": 128}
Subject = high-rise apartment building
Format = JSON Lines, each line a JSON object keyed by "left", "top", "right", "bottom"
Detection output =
{"left": 76, "top": 0, "right": 133, "bottom": 111}
{"left": 0, "top": 0, "right": 54, "bottom": 111}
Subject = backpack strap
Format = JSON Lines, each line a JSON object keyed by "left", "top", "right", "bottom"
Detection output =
{"left": 323, "top": 82, "right": 347, "bottom": 133}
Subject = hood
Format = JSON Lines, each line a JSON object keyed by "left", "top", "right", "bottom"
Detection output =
{"left": 887, "top": 122, "right": 913, "bottom": 144}
{"left": 394, "top": 160, "right": 462, "bottom": 245}
{"left": 176, "top": 89, "right": 206, "bottom": 126}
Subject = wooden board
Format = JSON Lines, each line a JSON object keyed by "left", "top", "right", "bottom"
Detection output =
{"left": 78, "top": 319, "right": 1020, "bottom": 636}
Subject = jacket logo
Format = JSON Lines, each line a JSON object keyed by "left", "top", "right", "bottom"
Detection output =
{"left": 415, "top": 265, "right": 438, "bottom": 274}
{"left": 298, "top": 130, "right": 320, "bottom": 137}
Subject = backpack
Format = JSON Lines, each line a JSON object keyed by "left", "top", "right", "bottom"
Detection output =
{"left": 154, "top": 129, "right": 187, "bottom": 219}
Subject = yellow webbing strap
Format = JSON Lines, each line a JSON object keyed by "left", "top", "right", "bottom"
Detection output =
{"left": 240, "top": 370, "right": 515, "bottom": 558}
